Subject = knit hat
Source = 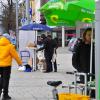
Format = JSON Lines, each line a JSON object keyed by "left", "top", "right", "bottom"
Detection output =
{"left": 3, "top": 33, "right": 11, "bottom": 41}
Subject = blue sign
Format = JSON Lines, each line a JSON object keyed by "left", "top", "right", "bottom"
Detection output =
{"left": 21, "top": 18, "right": 27, "bottom": 26}
{"left": 29, "top": 8, "right": 32, "bottom": 16}
{"left": 21, "top": 18, "right": 26, "bottom": 23}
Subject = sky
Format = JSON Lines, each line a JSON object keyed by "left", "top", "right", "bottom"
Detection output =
{"left": 2, "top": 0, "right": 6, "bottom": 2}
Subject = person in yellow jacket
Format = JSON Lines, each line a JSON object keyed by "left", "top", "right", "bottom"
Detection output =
{"left": 0, "top": 33, "right": 22, "bottom": 100}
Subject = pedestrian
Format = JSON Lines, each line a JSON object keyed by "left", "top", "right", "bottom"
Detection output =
{"left": 52, "top": 37, "right": 59, "bottom": 72}
{"left": 0, "top": 33, "right": 22, "bottom": 100}
{"left": 72, "top": 28, "right": 95, "bottom": 82}
{"left": 37, "top": 34, "right": 54, "bottom": 73}
{"left": 72, "top": 28, "right": 95, "bottom": 97}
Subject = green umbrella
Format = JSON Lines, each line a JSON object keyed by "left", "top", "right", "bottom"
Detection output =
{"left": 40, "top": 1, "right": 75, "bottom": 26}
{"left": 39, "top": 0, "right": 95, "bottom": 26}
{"left": 65, "top": 0, "right": 95, "bottom": 23}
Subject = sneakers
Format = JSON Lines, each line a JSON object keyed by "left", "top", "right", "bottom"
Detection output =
{"left": 2, "top": 95, "right": 11, "bottom": 100}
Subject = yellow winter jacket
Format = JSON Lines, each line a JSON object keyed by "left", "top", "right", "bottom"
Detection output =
{"left": 0, "top": 37, "right": 22, "bottom": 67}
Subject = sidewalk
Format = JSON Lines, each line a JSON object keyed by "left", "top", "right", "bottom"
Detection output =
{"left": 6, "top": 47, "right": 75, "bottom": 100}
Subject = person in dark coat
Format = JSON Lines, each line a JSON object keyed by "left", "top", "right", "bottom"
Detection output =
{"left": 37, "top": 34, "right": 54, "bottom": 72}
{"left": 72, "top": 28, "right": 95, "bottom": 98}
{"left": 72, "top": 28, "right": 95, "bottom": 82}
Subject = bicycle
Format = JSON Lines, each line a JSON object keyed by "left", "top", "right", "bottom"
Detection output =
{"left": 47, "top": 71, "right": 95, "bottom": 100}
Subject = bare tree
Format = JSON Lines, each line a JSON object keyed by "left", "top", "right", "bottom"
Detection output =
{"left": 0, "top": 0, "right": 16, "bottom": 32}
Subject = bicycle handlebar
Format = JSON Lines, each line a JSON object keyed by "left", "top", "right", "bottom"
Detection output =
{"left": 66, "top": 71, "right": 95, "bottom": 77}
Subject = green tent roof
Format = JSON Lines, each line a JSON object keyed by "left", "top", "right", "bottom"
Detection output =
{"left": 39, "top": 0, "right": 95, "bottom": 26}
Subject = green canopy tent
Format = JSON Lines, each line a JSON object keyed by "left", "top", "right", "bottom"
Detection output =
{"left": 40, "top": 1, "right": 75, "bottom": 26}
{"left": 39, "top": 0, "right": 95, "bottom": 26}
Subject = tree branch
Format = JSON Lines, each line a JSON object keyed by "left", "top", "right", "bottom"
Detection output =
{"left": 0, "top": 0, "right": 8, "bottom": 9}
{"left": 0, "top": 0, "right": 16, "bottom": 32}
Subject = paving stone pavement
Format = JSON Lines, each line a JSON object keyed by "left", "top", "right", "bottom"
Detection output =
{"left": 0, "top": 47, "right": 95, "bottom": 100}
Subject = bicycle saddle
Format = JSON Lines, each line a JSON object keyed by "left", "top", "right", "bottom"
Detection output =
{"left": 47, "top": 81, "right": 62, "bottom": 87}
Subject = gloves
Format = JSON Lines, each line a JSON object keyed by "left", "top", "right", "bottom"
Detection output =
{"left": 18, "top": 65, "right": 26, "bottom": 71}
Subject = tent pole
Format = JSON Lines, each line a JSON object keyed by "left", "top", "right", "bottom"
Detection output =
{"left": 90, "top": 22, "right": 94, "bottom": 82}
{"left": 62, "top": 26, "right": 65, "bottom": 47}
{"left": 76, "top": 21, "right": 81, "bottom": 38}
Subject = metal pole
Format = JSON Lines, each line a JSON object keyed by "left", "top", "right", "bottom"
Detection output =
{"left": 62, "top": 26, "right": 65, "bottom": 47}
{"left": 95, "top": 1, "right": 100, "bottom": 99}
{"left": 76, "top": 21, "right": 81, "bottom": 38}
{"left": 90, "top": 22, "right": 94, "bottom": 82}
{"left": 26, "top": 0, "right": 30, "bottom": 24}
{"left": 16, "top": 0, "right": 19, "bottom": 50}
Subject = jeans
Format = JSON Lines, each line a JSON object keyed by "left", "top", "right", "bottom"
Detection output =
{"left": 45, "top": 53, "right": 53, "bottom": 72}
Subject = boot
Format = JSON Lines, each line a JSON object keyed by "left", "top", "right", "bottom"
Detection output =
{"left": 2, "top": 94, "right": 11, "bottom": 100}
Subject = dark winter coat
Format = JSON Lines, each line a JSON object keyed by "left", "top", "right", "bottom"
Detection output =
{"left": 72, "top": 41, "right": 95, "bottom": 74}
{"left": 37, "top": 37, "right": 54, "bottom": 57}
{"left": 52, "top": 38, "right": 59, "bottom": 54}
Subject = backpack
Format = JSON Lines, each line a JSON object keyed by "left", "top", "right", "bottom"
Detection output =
{"left": 24, "top": 64, "right": 32, "bottom": 72}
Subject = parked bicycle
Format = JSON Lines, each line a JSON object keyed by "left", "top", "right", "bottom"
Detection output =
{"left": 47, "top": 71, "right": 95, "bottom": 100}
